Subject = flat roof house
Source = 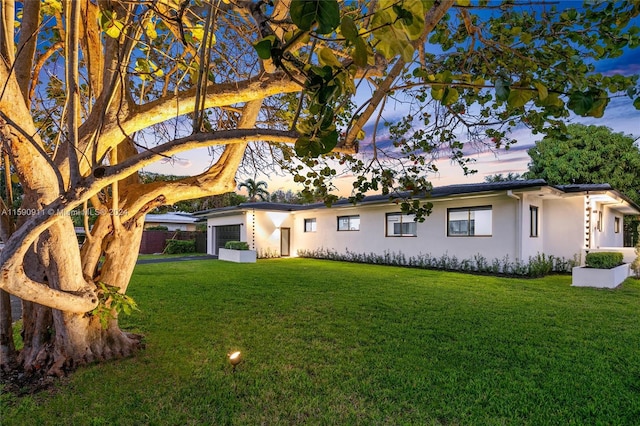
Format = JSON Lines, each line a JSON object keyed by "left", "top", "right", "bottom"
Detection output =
{"left": 194, "top": 180, "right": 640, "bottom": 265}
{"left": 144, "top": 212, "right": 199, "bottom": 231}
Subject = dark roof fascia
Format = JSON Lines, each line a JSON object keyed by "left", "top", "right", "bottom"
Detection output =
{"left": 554, "top": 183, "right": 640, "bottom": 213}
{"left": 193, "top": 202, "right": 303, "bottom": 218}
{"left": 553, "top": 183, "right": 612, "bottom": 193}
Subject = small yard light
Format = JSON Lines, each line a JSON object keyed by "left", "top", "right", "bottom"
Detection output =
{"left": 228, "top": 351, "right": 242, "bottom": 372}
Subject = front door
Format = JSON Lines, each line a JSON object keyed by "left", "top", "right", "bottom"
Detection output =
{"left": 280, "top": 227, "right": 290, "bottom": 257}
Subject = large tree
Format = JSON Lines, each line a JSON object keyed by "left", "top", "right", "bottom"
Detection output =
{"left": 526, "top": 124, "right": 640, "bottom": 204}
{"left": 0, "top": 0, "right": 638, "bottom": 380}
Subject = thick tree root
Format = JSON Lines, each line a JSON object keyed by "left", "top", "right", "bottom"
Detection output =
{"left": 1, "top": 330, "right": 144, "bottom": 395}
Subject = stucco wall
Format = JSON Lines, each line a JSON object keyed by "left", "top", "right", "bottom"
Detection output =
{"left": 542, "top": 197, "right": 584, "bottom": 261}
{"left": 250, "top": 210, "right": 295, "bottom": 257}
{"left": 520, "top": 193, "right": 544, "bottom": 259}
{"left": 292, "top": 195, "right": 520, "bottom": 261}
{"left": 594, "top": 205, "right": 624, "bottom": 248}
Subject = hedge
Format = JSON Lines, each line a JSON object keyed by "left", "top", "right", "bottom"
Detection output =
{"left": 585, "top": 252, "right": 624, "bottom": 269}
{"left": 165, "top": 239, "right": 196, "bottom": 254}
{"left": 224, "top": 241, "right": 250, "bottom": 250}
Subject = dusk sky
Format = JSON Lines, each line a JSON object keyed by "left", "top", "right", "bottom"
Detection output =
{"left": 143, "top": 8, "right": 640, "bottom": 198}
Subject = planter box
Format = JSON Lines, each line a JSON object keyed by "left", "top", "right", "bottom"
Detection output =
{"left": 218, "top": 248, "right": 257, "bottom": 263}
{"left": 572, "top": 263, "right": 630, "bottom": 288}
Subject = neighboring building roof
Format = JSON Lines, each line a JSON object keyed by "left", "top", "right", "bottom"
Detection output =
{"left": 193, "top": 180, "right": 640, "bottom": 218}
{"left": 145, "top": 212, "right": 198, "bottom": 224}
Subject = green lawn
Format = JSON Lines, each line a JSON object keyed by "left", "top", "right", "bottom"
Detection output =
{"left": 3, "top": 259, "right": 640, "bottom": 425}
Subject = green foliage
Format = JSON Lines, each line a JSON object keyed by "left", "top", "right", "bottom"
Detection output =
{"left": 484, "top": 172, "right": 523, "bottom": 183}
{"left": 146, "top": 225, "right": 168, "bottom": 231}
{"left": 98, "top": 9, "right": 124, "bottom": 39}
{"left": 371, "top": 0, "right": 426, "bottom": 61}
{"left": 253, "top": 36, "right": 276, "bottom": 60}
{"left": 526, "top": 124, "right": 640, "bottom": 204}
{"left": 238, "top": 178, "right": 269, "bottom": 202}
{"left": 165, "top": 239, "right": 196, "bottom": 254}
{"left": 290, "top": 0, "right": 340, "bottom": 34}
{"left": 585, "top": 252, "right": 624, "bottom": 269}
{"left": 224, "top": 241, "right": 249, "bottom": 250}
{"left": 89, "top": 282, "right": 139, "bottom": 329}
{"left": 632, "top": 241, "right": 640, "bottom": 278}
{"left": 298, "top": 248, "right": 576, "bottom": 278}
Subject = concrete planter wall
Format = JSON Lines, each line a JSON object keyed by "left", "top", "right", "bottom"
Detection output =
{"left": 571, "top": 263, "right": 630, "bottom": 288}
{"left": 218, "top": 248, "right": 257, "bottom": 263}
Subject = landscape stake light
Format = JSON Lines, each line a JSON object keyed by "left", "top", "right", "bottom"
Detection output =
{"left": 228, "top": 351, "right": 242, "bottom": 372}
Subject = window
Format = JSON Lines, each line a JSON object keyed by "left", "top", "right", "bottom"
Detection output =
{"left": 447, "top": 206, "right": 492, "bottom": 237}
{"left": 337, "top": 215, "right": 360, "bottom": 231}
{"left": 597, "top": 211, "right": 603, "bottom": 231}
{"left": 386, "top": 213, "right": 417, "bottom": 237}
{"left": 530, "top": 205, "right": 539, "bottom": 237}
{"left": 614, "top": 217, "right": 620, "bottom": 233}
{"left": 304, "top": 218, "right": 317, "bottom": 233}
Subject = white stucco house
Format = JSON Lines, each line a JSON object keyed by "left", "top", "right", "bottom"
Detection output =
{"left": 193, "top": 180, "right": 640, "bottom": 264}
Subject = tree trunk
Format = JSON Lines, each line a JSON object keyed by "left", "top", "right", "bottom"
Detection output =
{"left": 0, "top": 289, "right": 16, "bottom": 371}
{"left": 15, "top": 217, "right": 145, "bottom": 377}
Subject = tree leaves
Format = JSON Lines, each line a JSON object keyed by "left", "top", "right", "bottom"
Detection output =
{"left": 526, "top": 124, "right": 640, "bottom": 205}
{"left": 507, "top": 88, "right": 533, "bottom": 109}
{"left": 567, "top": 90, "right": 608, "bottom": 117}
{"left": 533, "top": 81, "right": 548, "bottom": 101}
{"left": 371, "top": 0, "right": 425, "bottom": 61}
{"left": 340, "top": 16, "right": 359, "bottom": 41}
{"left": 568, "top": 91, "right": 594, "bottom": 116}
{"left": 290, "top": 0, "right": 340, "bottom": 34}
{"left": 135, "top": 58, "right": 163, "bottom": 81}
{"left": 98, "top": 10, "right": 124, "bottom": 39}
{"left": 495, "top": 79, "right": 510, "bottom": 102}
{"left": 254, "top": 36, "right": 276, "bottom": 60}
{"left": 341, "top": 16, "right": 369, "bottom": 67}
{"left": 295, "top": 130, "right": 338, "bottom": 157}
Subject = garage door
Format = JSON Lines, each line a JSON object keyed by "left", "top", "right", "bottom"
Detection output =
{"left": 215, "top": 225, "right": 241, "bottom": 255}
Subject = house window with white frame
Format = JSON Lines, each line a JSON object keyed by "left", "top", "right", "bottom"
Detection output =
{"left": 447, "top": 206, "right": 492, "bottom": 237}
{"left": 597, "top": 211, "right": 603, "bottom": 231}
{"left": 337, "top": 215, "right": 360, "bottom": 231}
{"left": 304, "top": 218, "right": 317, "bottom": 232}
{"left": 530, "top": 205, "right": 539, "bottom": 237}
{"left": 386, "top": 213, "right": 417, "bottom": 237}
{"left": 614, "top": 217, "right": 620, "bottom": 233}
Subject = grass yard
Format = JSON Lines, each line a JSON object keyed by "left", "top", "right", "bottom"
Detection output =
{"left": 2, "top": 258, "right": 640, "bottom": 425}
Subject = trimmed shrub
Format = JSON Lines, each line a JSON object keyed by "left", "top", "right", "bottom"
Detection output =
{"left": 296, "top": 248, "right": 577, "bottom": 278}
{"left": 146, "top": 225, "right": 169, "bottom": 231}
{"left": 632, "top": 240, "right": 640, "bottom": 278}
{"left": 225, "top": 241, "right": 250, "bottom": 250}
{"left": 165, "top": 239, "right": 196, "bottom": 254}
{"left": 585, "top": 252, "right": 624, "bottom": 269}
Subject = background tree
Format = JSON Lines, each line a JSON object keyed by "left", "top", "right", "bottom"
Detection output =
{"left": 270, "top": 189, "right": 303, "bottom": 204}
{"left": 484, "top": 172, "right": 524, "bottom": 183}
{"left": 238, "top": 178, "right": 269, "bottom": 202}
{"left": 525, "top": 124, "right": 640, "bottom": 204}
{"left": 0, "top": 0, "right": 638, "bottom": 381}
